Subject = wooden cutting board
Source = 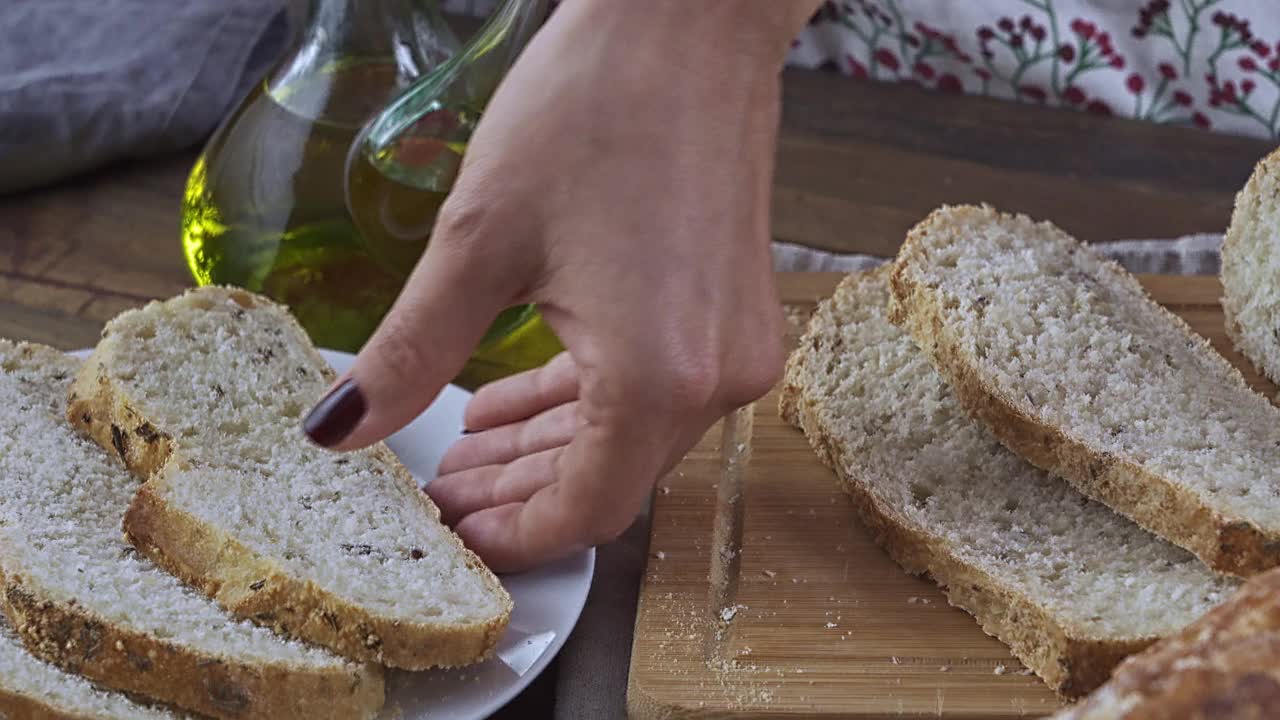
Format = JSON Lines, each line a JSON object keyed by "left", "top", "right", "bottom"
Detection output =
{"left": 626, "top": 272, "right": 1274, "bottom": 719}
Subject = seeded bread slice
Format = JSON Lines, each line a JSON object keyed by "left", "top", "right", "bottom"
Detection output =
{"left": 1052, "top": 567, "right": 1280, "bottom": 719}
{"left": 0, "top": 340, "right": 383, "bottom": 719}
{"left": 0, "top": 612, "right": 187, "bottom": 720}
{"left": 781, "top": 270, "right": 1236, "bottom": 697}
{"left": 69, "top": 287, "right": 511, "bottom": 671}
{"left": 890, "top": 205, "right": 1280, "bottom": 577}
{"left": 1222, "top": 148, "right": 1280, "bottom": 386}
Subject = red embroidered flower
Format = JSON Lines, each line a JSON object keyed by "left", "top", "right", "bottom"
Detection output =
{"left": 1110, "top": 55, "right": 1126, "bottom": 70}
{"left": 1086, "top": 100, "right": 1112, "bottom": 116}
{"left": 998, "top": 17, "right": 1015, "bottom": 33}
{"left": 1063, "top": 86, "right": 1086, "bottom": 105}
{"left": 1243, "top": 79, "right": 1257, "bottom": 95}
{"left": 1173, "top": 90, "right": 1193, "bottom": 106}
{"left": 874, "top": 48, "right": 900, "bottom": 71}
{"left": 1270, "top": 57, "right": 1280, "bottom": 73}
{"left": 977, "top": 26, "right": 995, "bottom": 41}
{"left": 1030, "top": 25, "right": 1047, "bottom": 42}
{"left": 1192, "top": 112, "right": 1210, "bottom": 129}
{"left": 1058, "top": 44, "right": 1076, "bottom": 62}
{"left": 1020, "top": 85, "right": 1047, "bottom": 103}
{"left": 915, "top": 62, "right": 936, "bottom": 80}
{"left": 1240, "top": 57, "right": 1258, "bottom": 72}
{"left": 974, "top": 68, "right": 992, "bottom": 81}
{"left": 1071, "top": 19, "right": 1096, "bottom": 40}
{"left": 1252, "top": 41, "right": 1271, "bottom": 57}
{"left": 846, "top": 54, "right": 868, "bottom": 79}
{"left": 1126, "top": 74, "right": 1145, "bottom": 94}
{"left": 1159, "top": 63, "right": 1177, "bottom": 80}
{"left": 936, "top": 74, "right": 963, "bottom": 93}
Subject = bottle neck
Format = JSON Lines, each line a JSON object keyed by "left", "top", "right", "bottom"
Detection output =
{"left": 268, "top": 0, "right": 461, "bottom": 125}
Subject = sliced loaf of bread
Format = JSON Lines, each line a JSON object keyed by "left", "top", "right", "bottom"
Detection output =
{"left": 1222, "top": 148, "right": 1280, "bottom": 386}
{"left": 890, "top": 205, "right": 1280, "bottom": 577}
{"left": 69, "top": 287, "right": 511, "bottom": 670}
{"left": 0, "top": 613, "right": 185, "bottom": 720}
{"left": 0, "top": 340, "right": 383, "bottom": 719}
{"left": 781, "top": 270, "right": 1237, "bottom": 697}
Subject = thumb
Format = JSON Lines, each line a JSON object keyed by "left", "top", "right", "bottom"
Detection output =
{"left": 302, "top": 206, "right": 519, "bottom": 451}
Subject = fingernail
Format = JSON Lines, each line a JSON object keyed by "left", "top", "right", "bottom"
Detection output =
{"left": 303, "top": 379, "right": 367, "bottom": 448}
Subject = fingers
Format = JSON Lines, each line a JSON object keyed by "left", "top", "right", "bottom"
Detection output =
{"left": 428, "top": 447, "right": 562, "bottom": 525}
{"left": 463, "top": 351, "right": 579, "bottom": 432}
{"left": 449, "top": 419, "right": 662, "bottom": 572}
{"left": 439, "top": 401, "right": 582, "bottom": 475}
{"left": 302, "top": 202, "right": 522, "bottom": 451}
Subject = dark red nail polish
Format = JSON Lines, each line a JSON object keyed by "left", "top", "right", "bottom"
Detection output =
{"left": 303, "top": 379, "right": 366, "bottom": 448}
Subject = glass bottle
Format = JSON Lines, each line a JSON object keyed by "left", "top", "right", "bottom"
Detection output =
{"left": 181, "top": 0, "right": 560, "bottom": 389}
{"left": 346, "top": 0, "right": 561, "bottom": 389}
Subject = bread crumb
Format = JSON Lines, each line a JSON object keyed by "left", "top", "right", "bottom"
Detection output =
{"left": 720, "top": 604, "right": 747, "bottom": 623}
{"left": 659, "top": 486, "right": 670, "bottom": 495}
{"left": 654, "top": 551, "right": 666, "bottom": 560}
{"left": 891, "top": 656, "right": 899, "bottom": 665}
{"left": 939, "top": 666, "right": 949, "bottom": 672}
{"left": 994, "top": 664, "right": 1007, "bottom": 675}
{"left": 824, "top": 622, "right": 837, "bottom": 629}
{"left": 762, "top": 570, "right": 776, "bottom": 578}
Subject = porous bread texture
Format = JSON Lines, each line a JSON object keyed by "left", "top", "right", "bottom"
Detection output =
{"left": 890, "top": 204, "right": 1280, "bottom": 578}
{"left": 0, "top": 340, "right": 383, "bottom": 720}
{"left": 0, "top": 613, "right": 183, "bottom": 720}
{"left": 1053, "top": 567, "right": 1280, "bottom": 719}
{"left": 780, "top": 270, "right": 1237, "bottom": 698}
{"left": 1223, "top": 148, "right": 1280, "bottom": 387}
{"left": 68, "top": 286, "right": 511, "bottom": 670}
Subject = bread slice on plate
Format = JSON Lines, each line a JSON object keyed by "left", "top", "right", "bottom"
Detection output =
{"left": 68, "top": 286, "right": 511, "bottom": 671}
{"left": 890, "top": 205, "right": 1280, "bottom": 578}
{"left": 1222, "top": 148, "right": 1280, "bottom": 386}
{"left": 780, "top": 270, "right": 1237, "bottom": 697}
{"left": 0, "top": 340, "right": 383, "bottom": 719}
{"left": 0, "top": 612, "right": 187, "bottom": 720}
{"left": 1052, "top": 567, "right": 1280, "bottom": 719}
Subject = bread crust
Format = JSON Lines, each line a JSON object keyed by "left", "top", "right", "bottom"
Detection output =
{"left": 0, "top": 688, "right": 113, "bottom": 720}
{"left": 0, "top": 566, "right": 383, "bottom": 720}
{"left": 779, "top": 333, "right": 1147, "bottom": 699}
{"left": 1054, "top": 567, "right": 1280, "bottom": 719}
{"left": 889, "top": 205, "right": 1280, "bottom": 577}
{"left": 68, "top": 287, "right": 511, "bottom": 670}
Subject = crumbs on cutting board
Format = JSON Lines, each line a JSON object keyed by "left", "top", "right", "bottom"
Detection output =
{"left": 907, "top": 596, "right": 932, "bottom": 605}
{"left": 994, "top": 664, "right": 1007, "bottom": 675}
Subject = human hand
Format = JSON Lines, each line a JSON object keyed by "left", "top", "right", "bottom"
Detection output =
{"left": 303, "top": 0, "right": 818, "bottom": 572}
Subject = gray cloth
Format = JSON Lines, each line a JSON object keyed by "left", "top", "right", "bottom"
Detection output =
{"left": 0, "top": 0, "right": 289, "bottom": 195}
{"left": 553, "top": 234, "right": 1226, "bottom": 719}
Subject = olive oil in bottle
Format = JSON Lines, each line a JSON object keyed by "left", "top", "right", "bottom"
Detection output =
{"left": 182, "top": 63, "right": 408, "bottom": 353}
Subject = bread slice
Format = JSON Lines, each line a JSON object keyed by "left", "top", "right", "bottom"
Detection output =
{"left": 780, "top": 269, "right": 1237, "bottom": 697}
{"left": 890, "top": 205, "right": 1280, "bottom": 577}
{"left": 68, "top": 287, "right": 511, "bottom": 670}
{"left": 0, "top": 340, "right": 383, "bottom": 719}
{"left": 1052, "top": 567, "right": 1280, "bottom": 719}
{"left": 0, "top": 612, "right": 186, "bottom": 720}
{"left": 1222, "top": 148, "right": 1280, "bottom": 386}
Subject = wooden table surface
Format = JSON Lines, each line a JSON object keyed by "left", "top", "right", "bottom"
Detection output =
{"left": 0, "top": 63, "right": 1274, "bottom": 717}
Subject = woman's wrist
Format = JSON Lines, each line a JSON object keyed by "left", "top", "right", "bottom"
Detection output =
{"left": 562, "top": 0, "right": 820, "bottom": 74}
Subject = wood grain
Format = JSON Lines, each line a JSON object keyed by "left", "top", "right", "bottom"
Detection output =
{"left": 627, "top": 273, "right": 1271, "bottom": 719}
{"left": 776, "top": 69, "right": 1274, "bottom": 256}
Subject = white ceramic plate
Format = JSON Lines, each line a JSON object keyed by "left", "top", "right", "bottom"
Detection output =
{"left": 70, "top": 348, "right": 595, "bottom": 720}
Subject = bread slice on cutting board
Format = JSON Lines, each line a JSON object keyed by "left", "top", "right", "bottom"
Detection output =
{"left": 1222, "top": 147, "right": 1280, "bottom": 387}
{"left": 780, "top": 270, "right": 1236, "bottom": 698}
{"left": 889, "top": 204, "right": 1280, "bottom": 578}
{"left": 0, "top": 340, "right": 383, "bottom": 720}
{"left": 68, "top": 286, "right": 511, "bottom": 671}
{"left": 1052, "top": 566, "right": 1280, "bottom": 719}
{"left": 0, "top": 612, "right": 188, "bottom": 720}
